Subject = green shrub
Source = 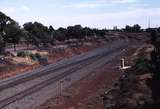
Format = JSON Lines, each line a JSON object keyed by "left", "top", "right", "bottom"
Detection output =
{"left": 17, "top": 51, "right": 42, "bottom": 62}
{"left": 29, "top": 53, "right": 41, "bottom": 61}
{"left": 29, "top": 53, "right": 38, "bottom": 61}
{"left": 17, "top": 51, "right": 32, "bottom": 57}
{"left": 135, "top": 57, "right": 149, "bottom": 73}
{"left": 35, "top": 53, "right": 41, "bottom": 60}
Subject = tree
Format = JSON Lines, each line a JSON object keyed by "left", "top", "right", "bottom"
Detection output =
{"left": 73, "top": 25, "right": 83, "bottom": 40}
{"left": 83, "top": 27, "right": 93, "bottom": 39}
{"left": 23, "top": 22, "right": 51, "bottom": 47}
{"left": 20, "top": 29, "right": 31, "bottom": 49}
{"left": 157, "top": 27, "right": 160, "bottom": 32}
{"left": 0, "top": 34, "right": 5, "bottom": 53}
{"left": 4, "top": 21, "right": 22, "bottom": 51}
{"left": 133, "top": 24, "right": 141, "bottom": 32}
{"left": 125, "top": 24, "right": 141, "bottom": 32}
{"left": 0, "top": 11, "right": 14, "bottom": 53}
{"left": 0, "top": 11, "right": 13, "bottom": 33}
{"left": 55, "top": 27, "right": 67, "bottom": 41}
{"left": 48, "top": 25, "right": 55, "bottom": 45}
{"left": 67, "top": 25, "right": 83, "bottom": 40}
{"left": 92, "top": 28, "right": 106, "bottom": 38}
{"left": 125, "top": 25, "right": 132, "bottom": 32}
{"left": 23, "top": 22, "right": 36, "bottom": 46}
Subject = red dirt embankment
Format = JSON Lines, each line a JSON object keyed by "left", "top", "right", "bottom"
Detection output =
{"left": 0, "top": 41, "right": 103, "bottom": 80}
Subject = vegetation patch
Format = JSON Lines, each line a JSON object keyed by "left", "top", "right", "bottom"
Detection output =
{"left": 17, "top": 51, "right": 41, "bottom": 61}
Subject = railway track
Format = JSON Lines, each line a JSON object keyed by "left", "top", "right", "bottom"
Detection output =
{"left": 0, "top": 52, "right": 103, "bottom": 108}
{"left": 0, "top": 40, "right": 128, "bottom": 109}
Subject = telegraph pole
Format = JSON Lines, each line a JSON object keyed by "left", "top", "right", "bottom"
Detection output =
{"left": 148, "top": 19, "right": 151, "bottom": 28}
{"left": 58, "top": 80, "right": 64, "bottom": 96}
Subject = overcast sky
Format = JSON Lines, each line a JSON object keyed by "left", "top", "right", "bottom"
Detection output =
{"left": 0, "top": 0, "right": 160, "bottom": 29}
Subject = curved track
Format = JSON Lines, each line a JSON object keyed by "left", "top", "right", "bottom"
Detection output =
{"left": 0, "top": 40, "right": 128, "bottom": 109}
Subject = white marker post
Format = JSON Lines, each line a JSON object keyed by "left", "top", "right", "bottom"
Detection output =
{"left": 120, "top": 58, "right": 131, "bottom": 70}
{"left": 121, "top": 58, "right": 125, "bottom": 69}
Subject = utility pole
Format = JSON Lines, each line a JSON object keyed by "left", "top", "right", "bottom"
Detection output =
{"left": 148, "top": 19, "right": 151, "bottom": 28}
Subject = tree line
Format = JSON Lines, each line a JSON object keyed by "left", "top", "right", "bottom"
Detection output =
{"left": 0, "top": 11, "right": 143, "bottom": 53}
{"left": 124, "top": 24, "right": 141, "bottom": 32}
{"left": 0, "top": 11, "right": 108, "bottom": 52}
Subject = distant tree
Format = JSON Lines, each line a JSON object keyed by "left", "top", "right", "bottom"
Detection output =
{"left": 73, "top": 25, "right": 83, "bottom": 40}
{"left": 0, "top": 11, "right": 13, "bottom": 32}
{"left": 67, "top": 25, "right": 83, "bottom": 40}
{"left": 125, "top": 24, "right": 141, "bottom": 32}
{"left": 157, "top": 27, "right": 160, "bottom": 32}
{"left": 49, "top": 25, "right": 54, "bottom": 32}
{"left": 133, "top": 24, "right": 141, "bottom": 32}
{"left": 125, "top": 25, "right": 132, "bottom": 32}
{"left": 23, "top": 22, "right": 36, "bottom": 45}
{"left": 146, "top": 28, "right": 152, "bottom": 32}
{"left": 67, "top": 26, "right": 74, "bottom": 39}
{"left": 0, "top": 11, "right": 15, "bottom": 53}
{"left": 0, "top": 34, "right": 5, "bottom": 53}
{"left": 55, "top": 27, "right": 67, "bottom": 41}
{"left": 92, "top": 28, "right": 106, "bottom": 38}
{"left": 20, "top": 29, "right": 31, "bottom": 49}
{"left": 23, "top": 22, "right": 51, "bottom": 47}
{"left": 4, "top": 21, "right": 22, "bottom": 51}
{"left": 83, "top": 27, "right": 94, "bottom": 39}
{"left": 48, "top": 25, "right": 55, "bottom": 44}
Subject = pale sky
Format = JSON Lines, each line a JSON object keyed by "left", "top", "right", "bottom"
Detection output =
{"left": 0, "top": 0, "right": 160, "bottom": 29}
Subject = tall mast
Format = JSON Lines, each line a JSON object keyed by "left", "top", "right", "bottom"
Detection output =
{"left": 148, "top": 18, "right": 151, "bottom": 28}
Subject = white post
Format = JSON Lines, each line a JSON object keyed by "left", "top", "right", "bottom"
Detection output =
{"left": 121, "top": 58, "right": 125, "bottom": 69}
